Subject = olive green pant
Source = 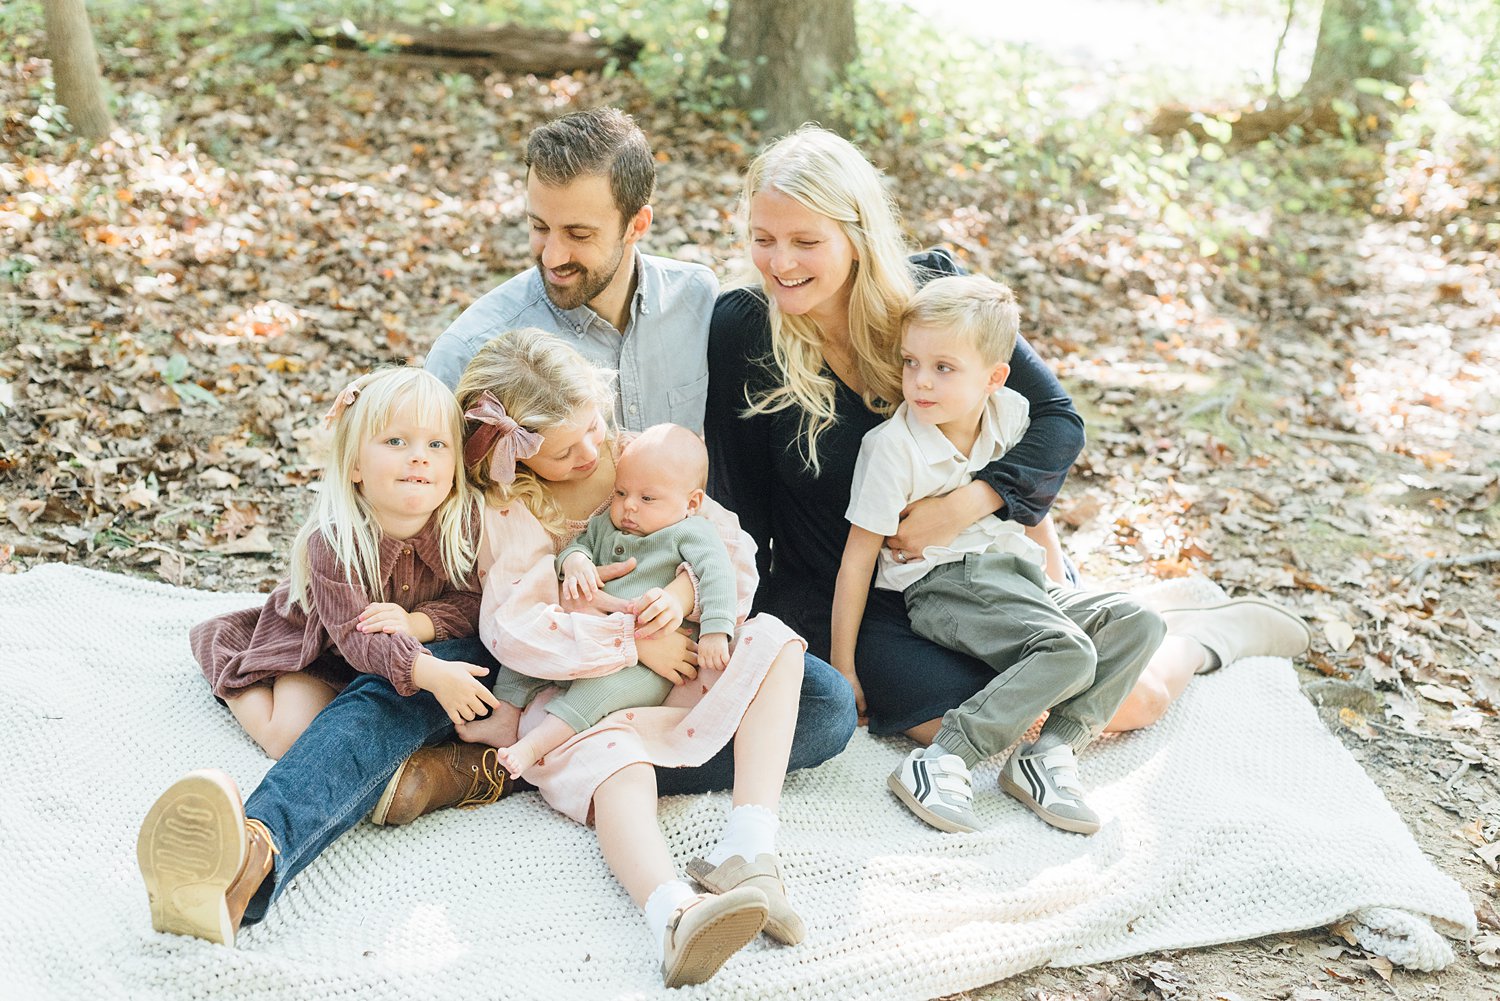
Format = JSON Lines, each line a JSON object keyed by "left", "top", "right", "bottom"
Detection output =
{"left": 905, "top": 553, "right": 1165, "bottom": 768}
{"left": 491, "top": 663, "right": 674, "bottom": 734}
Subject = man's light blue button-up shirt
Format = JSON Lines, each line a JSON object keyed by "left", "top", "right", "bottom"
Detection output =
{"left": 425, "top": 251, "right": 718, "bottom": 434}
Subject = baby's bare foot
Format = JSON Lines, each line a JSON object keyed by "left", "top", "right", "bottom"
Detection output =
{"left": 495, "top": 740, "right": 540, "bottom": 779}
{"left": 455, "top": 703, "right": 521, "bottom": 747}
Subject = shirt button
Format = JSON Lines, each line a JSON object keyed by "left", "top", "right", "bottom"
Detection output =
{"left": 628, "top": 404, "right": 638, "bottom": 415}
{"left": 614, "top": 545, "right": 624, "bottom": 556}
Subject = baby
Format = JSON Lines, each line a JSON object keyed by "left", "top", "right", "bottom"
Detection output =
{"left": 494, "top": 423, "right": 737, "bottom": 777}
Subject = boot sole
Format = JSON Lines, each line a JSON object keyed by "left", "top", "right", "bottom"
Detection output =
{"left": 662, "top": 888, "right": 769, "bottom": 988}
{"left": 137, "top": 769, "right": 246, "bottom": 944}
{"left": 369, "top": 759, "right": 408, "bottom": 827}
{"left": 999, "top": 771, "right": 1101, "bottom": 835}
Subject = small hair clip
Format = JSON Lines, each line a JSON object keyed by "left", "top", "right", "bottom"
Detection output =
{"left": 322, "top": 382, "right": 362, "bottom": 427}
{"left": 464, "top": 392, "right": 543, "bottom": 485}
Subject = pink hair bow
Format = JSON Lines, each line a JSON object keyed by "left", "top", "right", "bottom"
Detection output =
{"left": 464, "top": 392, "right": 543, "bottom": 484}
{"left": 322, "top": 381, "right": 361, "bottom": 427}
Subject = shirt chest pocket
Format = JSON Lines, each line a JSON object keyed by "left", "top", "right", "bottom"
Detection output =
{"left": 666, "top": 372, "right": 710, "bottom": 428}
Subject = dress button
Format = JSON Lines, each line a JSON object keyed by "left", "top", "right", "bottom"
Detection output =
{"left": 402, "top": 584, "right": 410, "bottom": 591}
{"left": 403, "top": 548, "right": 411, "bottom": 556}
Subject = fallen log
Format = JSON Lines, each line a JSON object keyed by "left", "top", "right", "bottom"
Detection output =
{"left": 277, "top": 22, "right": 641, "bottom": 75}
{"left": 1148, "top": 102, "right": 1346, "bottom": 146}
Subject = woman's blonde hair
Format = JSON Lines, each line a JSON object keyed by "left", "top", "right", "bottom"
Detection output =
{"left": 739, "top": 126, "right": 915, "bottom": 472}
{"left": 289, "top": 367, "right": 479, "bottom": 609}
{"left": 455, "top": 328, "right": 617, "bottom": 538}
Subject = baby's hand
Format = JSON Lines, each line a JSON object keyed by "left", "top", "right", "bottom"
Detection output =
{"left": 698, "top": 632, "right": 731, "bottom": 672}
{"left": 560, "top": 552, "right": 602, "bottom": 603}
{"left": 358, "top": 602, "right": 416, "bottom": 636}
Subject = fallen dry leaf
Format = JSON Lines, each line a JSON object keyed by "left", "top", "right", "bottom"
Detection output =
{"left": 1324, "top": 620, "right": 1356, "bottom": 653}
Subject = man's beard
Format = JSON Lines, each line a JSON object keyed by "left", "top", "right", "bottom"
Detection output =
{"left": 539, "top": 240, "right": 626, "bottom": 312}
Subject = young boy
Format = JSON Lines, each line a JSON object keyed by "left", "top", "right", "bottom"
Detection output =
{"left": 831, "top": 275, "right": 1165, "bottom": 836}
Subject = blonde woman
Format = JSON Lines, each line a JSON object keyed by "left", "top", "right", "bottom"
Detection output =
{"left": 189, "top": 367, "right": 493, "bottom": 760}
{"left": 707, "top": 127, "right": 1311, "bottom": 753}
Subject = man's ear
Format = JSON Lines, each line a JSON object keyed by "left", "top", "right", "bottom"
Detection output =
{"left": 624, "top": 204, "right": 653, "bottom": 245}
{"left": 686, "top": 487, "right": 705, "bottom": 514}
{"left": 987, "top": 361, "right": 1011, "bottom": 392}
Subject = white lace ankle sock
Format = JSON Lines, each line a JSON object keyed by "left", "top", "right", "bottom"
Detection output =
{"left": 704, "top": 803, "right": 779, "bottom": 867}
{"left": 644, "top": 878, "right": 697, "bottom": 952}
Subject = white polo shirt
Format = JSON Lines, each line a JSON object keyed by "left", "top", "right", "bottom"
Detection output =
{"left": 845, "top": 388, "right": 1045, "bottom": 592}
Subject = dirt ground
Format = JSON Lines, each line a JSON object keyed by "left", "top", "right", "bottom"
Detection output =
{"left": 2, "top": 27, "right": 1497, "bottom": 1001}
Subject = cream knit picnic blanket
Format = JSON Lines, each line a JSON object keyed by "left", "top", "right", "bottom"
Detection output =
{"left": 0, "top": 565, "right": 1476, "bottom": 1000}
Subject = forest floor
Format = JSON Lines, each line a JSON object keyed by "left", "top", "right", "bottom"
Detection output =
{"left": 2, "top": 21, "right": 1498, "bottom": 1001}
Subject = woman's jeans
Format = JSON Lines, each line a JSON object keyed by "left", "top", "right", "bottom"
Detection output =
{"left": 240, "top": 639, "right": 856, "bottom": 924}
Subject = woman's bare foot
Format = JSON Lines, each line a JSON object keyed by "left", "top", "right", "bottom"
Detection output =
{"left": 454, "top": 701, "right": 521, "bottom": 747}
{"left": 495, "top": 738, "right": 542, "bottom": 779}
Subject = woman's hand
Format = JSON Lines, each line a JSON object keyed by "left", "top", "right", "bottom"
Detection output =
{"left": 637, "top": 628, "right": 698, "bottom": 685}
{"left": 631, "top": 586, "right": 685, "bottom": 640}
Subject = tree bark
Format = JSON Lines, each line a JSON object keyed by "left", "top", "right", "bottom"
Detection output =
{"left": 1299, "top": 0, "right": 1419, "bottom": 107}
{"left": 44, "top": 0, "right": 112, "bottom": 141}
{"left": 723, "top": 0, "right": 857, "bottom": 137}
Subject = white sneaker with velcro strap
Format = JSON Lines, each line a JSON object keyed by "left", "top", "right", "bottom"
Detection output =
{"left": 999, "top": 741, "right": 1101, "bottom": 835}
{"left": 888, "top": 748, "right": 979, "bottom": 833}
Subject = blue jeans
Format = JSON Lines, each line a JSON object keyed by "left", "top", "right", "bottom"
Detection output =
{"left": 241, "top": 639, "right": 855, "bottom": 924}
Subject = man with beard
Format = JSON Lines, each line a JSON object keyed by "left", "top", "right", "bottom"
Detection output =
{"left": 426, "top": 107, "right": 715, "bottom": 434}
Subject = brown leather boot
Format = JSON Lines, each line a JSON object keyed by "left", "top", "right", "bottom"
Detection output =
{"left": 369, "top": 742, "right": 510, "bottom": 827}
{"left": 137, "top": 770, "right": 278, "bottom": 946}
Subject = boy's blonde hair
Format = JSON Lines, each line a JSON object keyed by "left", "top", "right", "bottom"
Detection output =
{"left": 455, "top": 328, "right": 616, "bottom": 538}
{"left": 289, "top": 367, "right": 478, "bottom": 610}
{"left": 738, "top": 126, "right": 914, "bottom": 473}
{"left": 901, "top": 274, "right": 1020, "bottom": 365}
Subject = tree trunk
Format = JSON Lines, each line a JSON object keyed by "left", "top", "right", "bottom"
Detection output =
{"left": 723, "top": 0, "right": 857, "bottom": 138}
{"left": 43, "top": 0, "right": 113, "bottom": 140}
{"left": 1298, "top": 0, "right": 1419, "bottom": 107}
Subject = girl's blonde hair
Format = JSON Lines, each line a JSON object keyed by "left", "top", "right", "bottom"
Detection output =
{"left": 289, "top": 367, "right": 479, "bottom": 609}
{"left": 455, "top": 328, "right": 617, "bottom": 538}
{"left": 739, "top": 126, "right": 915, "bottom": 472}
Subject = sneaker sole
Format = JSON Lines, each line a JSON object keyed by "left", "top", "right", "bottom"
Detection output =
{"left": 999, "top": 771, "right": 1101, "bottom": 835}
{"left": 886, "top": 771, "right": 977, "bottom": 834}
{"left": 662, "top": 889, "right": 769, "bottom": 988}
{"left": 136, "top": 770, "right": 246, "bottom": 944}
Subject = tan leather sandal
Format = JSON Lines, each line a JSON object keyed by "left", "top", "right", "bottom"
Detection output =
{"left": 685, "top": 852, "right": 806, "bottom": 945}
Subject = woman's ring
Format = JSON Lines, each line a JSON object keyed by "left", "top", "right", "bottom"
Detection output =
{"left": 894, "top": 550, "right": 907, "bottom": 563}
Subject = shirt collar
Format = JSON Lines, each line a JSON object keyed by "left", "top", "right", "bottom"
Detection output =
{"left": 530, "top": 248, "right": 650, "bottom": 333}
{"left": 898, "top": 394, "right": 1007, "bottom": 471}
{"left": 378, "top": 513, "right": 448, "bottom": 579}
